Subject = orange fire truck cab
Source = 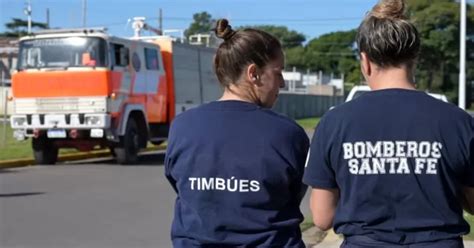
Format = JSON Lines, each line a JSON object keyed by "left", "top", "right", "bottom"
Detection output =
{"left": 10, "top": 27, "right": 221, "bottom": 164}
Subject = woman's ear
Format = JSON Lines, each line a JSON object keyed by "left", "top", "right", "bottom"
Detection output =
{"left": 360, "top": 52, "right": 371, "bottom": 77}
{"left": 246, "top": 63, "right": 259, "bottom": 84}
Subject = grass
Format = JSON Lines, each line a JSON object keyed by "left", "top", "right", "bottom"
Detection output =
{"left": 296, "top": 117, "right": 321, "bottom": 130}
{"left": 0, "top": 124, "right": 33, "bottom": 161}
{"left": 300, "top": 216, "right": 314, "bottom": 232}
{"left": 0, "top": 124, "right": 83, "bottom": 161}
{"left": 0, "top": 123, "right": 164, "bottom": 162}
{"left": 465, "top": 212, "right": 474, "bottom": 240}
{"left": 0, "top": 116, "right": 321, "bottom": 162}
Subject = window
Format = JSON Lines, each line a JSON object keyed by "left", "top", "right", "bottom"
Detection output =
{"left": 144, "top": 48, "right": 159, "bottom": 70}
{"left": 111, "top": 43, "right": 129, "bottom": 67}
{"left": 17, "top": 37, "right": 108, "bottom": 69}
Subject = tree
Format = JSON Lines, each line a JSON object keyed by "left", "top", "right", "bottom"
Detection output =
{"left": 240, "top": 25, "right": 306, "bottom": 49}
{"left": 303, "top": 30, "right": 359, "bottom": 83}
{"left": 285, "top": 46, "right": 306, "bottom": 69}
{"left": 407, "top": 0, "right": 474, "bottom": 104}
{"left": 184, "top": 12, "right": 214, "bottom": 38}
{"left": 0, "top": 18, "right": 48, "bottom": 38}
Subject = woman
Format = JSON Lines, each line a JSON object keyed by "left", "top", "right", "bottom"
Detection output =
{"left": 304, "top": 0, "right": 474, "bottom": 247}
{"left": 165, "top": 19, "right": 309, "bottom": 247}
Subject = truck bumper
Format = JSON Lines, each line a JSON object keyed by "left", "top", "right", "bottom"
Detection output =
{"left": 10, "top": 113, "right": 111, "bottom": 140}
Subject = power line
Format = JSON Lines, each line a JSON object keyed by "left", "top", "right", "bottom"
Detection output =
{"left": 89, "top": 16, "right": 362, "bottom": 27}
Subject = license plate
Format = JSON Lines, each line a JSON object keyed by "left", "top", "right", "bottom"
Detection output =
{"left": 47, "top": 129, "right": 67, "bottom": 138}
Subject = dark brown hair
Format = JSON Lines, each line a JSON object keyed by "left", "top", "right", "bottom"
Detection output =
{"left": 356, "top": 0, "right": 420, "bottom": 68}
{"left": 213, "top": 19, "right": 282, "bottom": 88}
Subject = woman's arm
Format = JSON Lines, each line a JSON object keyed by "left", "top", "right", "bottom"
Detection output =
{"left": 309, "top": 187, "right": 339, "bottom": 231}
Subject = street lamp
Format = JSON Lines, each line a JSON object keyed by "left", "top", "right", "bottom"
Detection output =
{"left": 23, "top": 0, "right": 32, "bottom": 34}
{"left": 458, "top": 0, "right": 466, "bottom": 109}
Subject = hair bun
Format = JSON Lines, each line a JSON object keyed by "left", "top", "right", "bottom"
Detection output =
{"left": 371, "top": 0, "right": 406, "bottom": 19}
{"left": 214, "top": 19, "right": 236, "bottom": 41}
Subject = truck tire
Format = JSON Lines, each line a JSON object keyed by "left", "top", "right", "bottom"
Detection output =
{"left": 108, "top": 146, "right": 117, "bottom": 157}
{"left": 32, "top": 137, "right": 59, "bottom": 165}
{"left": 114, "top": 118, "right": 140, "bottom": 164}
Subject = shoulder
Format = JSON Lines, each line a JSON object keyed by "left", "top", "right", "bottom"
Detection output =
{"left": 260, "top": 109, "right": 308, "bottom": 138}
{"left": 169, "top": 105, "right": 207, "bottom": 132}
{"left": 435, "top": 100, "right": 472, "bottom": 120}
{"left": 434, "top": 101, "right": 474, "bottom": 131}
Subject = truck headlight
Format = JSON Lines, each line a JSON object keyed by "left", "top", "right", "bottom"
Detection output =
{"left": 12, "top": 116, "right": 27, "bottom": 127}
{"left": 85, "top": 115, "right": 102, "bottom": 126}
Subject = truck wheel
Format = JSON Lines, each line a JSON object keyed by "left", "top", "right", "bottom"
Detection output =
{"left": 114, "top": 118, "right": 140, "bottom": 164}
{"left": 151, "top": 140, "right": 164, "bottom": 146}
{"left": 32, "top": 137, "right": 59, "bottom": 165}
{"left": 108, "top": 146, "right": 117, "bottom": 157}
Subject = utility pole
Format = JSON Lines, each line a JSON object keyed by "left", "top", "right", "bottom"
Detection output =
{"left": 458, "top": 0, "right": 466, "bottom": 109}
{"left": 82, "top": 0, "right": 87, "bottom": 27}
{"left": 46, "top": 8, "right": 50, "bottom": 28}
{"left": 159, "top": 8, "right": 163, "bottom": 34}
{"left": 24, "top": 0, "right": 32, "bottom": 34}
{"left": 1, "top": 72, "right": 6, "bottom": 148}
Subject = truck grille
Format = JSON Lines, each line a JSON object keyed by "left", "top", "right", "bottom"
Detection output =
{"left": 14, "top": 97, "right": 107, "bottom": 114}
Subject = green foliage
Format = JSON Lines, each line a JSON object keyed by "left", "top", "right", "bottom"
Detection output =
{"left": 407, "top": 1, "right": 474, "bottom": 104}
{"left": 465, "top": 212, "right": 474, "bottom": 240}
{"left": 301, "top": 30, "right": 359, "bottom": 86}
{"left": 184, "top": 12, "right": 214, "bottom": 38}
{"left": 296, "top": 117, "right": 321, "bottom": 130}
{"left": 188, "top": 5, "right": 472, "bottom": 101}
{"left": 285, "top": 46, "right": 306, "bottom": 68}
{"left": 0, "top": 18, "right": 48, "bottom": 37}
{"left": 239, "top": 25, "right": 306, "bottom": 49}
{"left": 280, "top": 1, "right": 474, "bottom": 104}
{"left": 0, "top": 124, "right": 32, "bottom": 161}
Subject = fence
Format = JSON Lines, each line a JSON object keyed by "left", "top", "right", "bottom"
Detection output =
{"left": 273, "top": 93, "right": 344, "bottom": 119}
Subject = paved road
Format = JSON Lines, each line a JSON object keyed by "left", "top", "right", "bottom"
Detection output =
{"left": 1, "top": 152, "right": 175, "bottom": 248}
{"left": 0, "top": 151, "right": 313, "bottom": 248}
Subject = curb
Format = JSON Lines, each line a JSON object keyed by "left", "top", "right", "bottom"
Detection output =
{"left": 302, "top": 226, "right": 327, "bottom": 247}
{"left": 302, "top": 227, "right": 342, "bottom": 248}
{"left": 301, "top": 227, "right": 474, "bottom": 247}
{"left": 0, "top": 145, "right": 166, "bottom": 169}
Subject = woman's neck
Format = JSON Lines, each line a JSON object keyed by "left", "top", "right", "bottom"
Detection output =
{"left": 368, "top": 66, "right": 416, "bottom": 91}
{"left": 219, "top": 84, "right": 259, "bottom": 105}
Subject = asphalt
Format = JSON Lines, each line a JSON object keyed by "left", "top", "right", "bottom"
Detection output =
{"left": 0, "top": 146, "right": 165, "bottom": 169}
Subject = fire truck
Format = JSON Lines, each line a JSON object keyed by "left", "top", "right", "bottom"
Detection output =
{"left": 10, "top": 19, "right": 221, "bottom": 165}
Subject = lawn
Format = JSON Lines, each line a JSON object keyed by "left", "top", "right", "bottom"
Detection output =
{"left": 465, "top": 213, "right": 474, "bottom": 240}
{"left": 0, "top": 123, "right": 163, "bottom": 162}
{"left": 296, "top": 117, "right": 321, "bottom": 130}
{"left": 0, "top": 124, "right": 33, "bottom": 161}
{"left": 0, "top": 124, "right": 97, "bottom": 161}
{"left": 300, "top": 216, "right": 314, "bottom": 232}
{"left": 0, "top": 116, "right": 321, "bottom": 161}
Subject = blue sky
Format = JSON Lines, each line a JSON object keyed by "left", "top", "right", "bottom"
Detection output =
{"left": 0, "top": 0, "right": 381, "bottom": 41}
{"left": 1, "top": 0, "right": 472, "bottom": 41}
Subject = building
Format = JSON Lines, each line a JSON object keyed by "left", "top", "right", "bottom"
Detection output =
{"left": 282, "top": 69, "right": 344, "bottom": 96}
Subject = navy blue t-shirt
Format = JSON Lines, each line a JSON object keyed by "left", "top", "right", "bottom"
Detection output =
{"left": 165, "top": 100, "right": 309, "bottom": 247}
{"left": 303, "top": 88, "right": 474, "bottom": 244}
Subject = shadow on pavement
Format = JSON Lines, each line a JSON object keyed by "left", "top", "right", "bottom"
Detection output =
{"left": 68, "top": 152, "right": 166, "bottom": 167}
{"left": 0, "top": 192, "right": 46, "bottom": 198}
{"left": 0, "top": 169, "right": 21, "bottom": 174}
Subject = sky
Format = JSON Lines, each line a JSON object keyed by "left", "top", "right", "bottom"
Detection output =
{"left": 0, "top": 0, "right": 382, "bottom": 41}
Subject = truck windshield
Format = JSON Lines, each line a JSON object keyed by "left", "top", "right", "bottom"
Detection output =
{"left": 18, "top": 37, "right": 107, "bottom": 70}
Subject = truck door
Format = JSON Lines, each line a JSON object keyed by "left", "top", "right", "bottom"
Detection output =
{"left": 143, "top": 47, "right": 164, "bottom": 123}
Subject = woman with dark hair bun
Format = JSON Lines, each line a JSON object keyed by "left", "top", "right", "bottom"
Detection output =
{"left": 165, "top": 18, "right": 309, "bottom": 247}
{"left": 304, "top": 0, "right": 474, "bottom": 247}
